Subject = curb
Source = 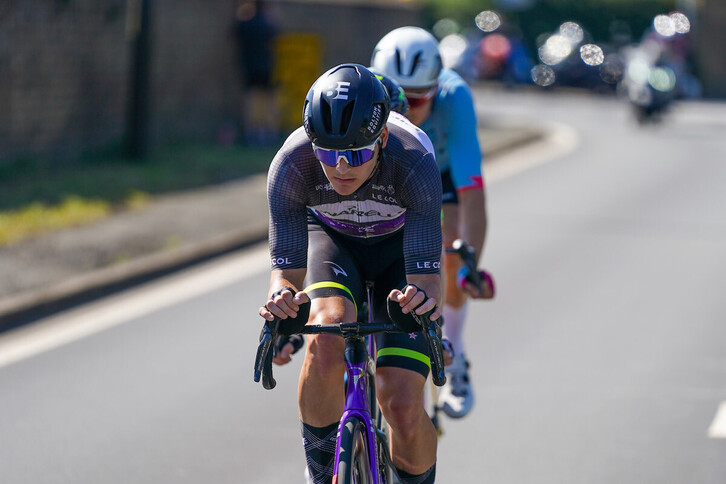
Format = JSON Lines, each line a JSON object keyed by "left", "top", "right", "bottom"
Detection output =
{"left": 0, "top": 230, "right": 268, "bottom": 331}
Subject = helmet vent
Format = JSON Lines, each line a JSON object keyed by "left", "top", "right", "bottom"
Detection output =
{"left": 320, "top": 98, "right": 332, "bottom": 133}
{"left": 395, "top": 49, "right": 403, "bottom": 76}
{"left": 409, "top": 52, "right": 423, "bottom": 76}
{"left": 338, "top": 102, "right": 354, "bottom": 136}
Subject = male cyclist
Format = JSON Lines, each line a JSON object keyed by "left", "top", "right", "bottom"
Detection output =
{"left": 259, "top": 64, "right": 443, "bottom": 484}
{"left": 371, "top": 26, "right": 495, "bottom": 419}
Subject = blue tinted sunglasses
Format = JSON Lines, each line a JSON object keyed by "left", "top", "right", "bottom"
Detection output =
{"left": 313, "top": 139, "right": 379, "bottom": 167}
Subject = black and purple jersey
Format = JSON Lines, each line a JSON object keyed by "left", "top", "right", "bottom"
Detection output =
{"left": 267, "top": 113, "right": 442, "bottom": 275}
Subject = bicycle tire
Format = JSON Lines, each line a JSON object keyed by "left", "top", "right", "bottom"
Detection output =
{"left": 337, "top": 417, "right": 374, "bottom": 484}
{"left": 376, "top": 418, "right": 398, "bottom": 484}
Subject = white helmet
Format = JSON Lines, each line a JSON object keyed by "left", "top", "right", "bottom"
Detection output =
{"left": 370, "top": 26, "right": 442, "bottom": 89}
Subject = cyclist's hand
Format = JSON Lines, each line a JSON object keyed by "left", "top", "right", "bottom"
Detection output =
{"left": 259, "top": 287, "right": 310, "bottom": 321}
{"left": 273, "top": 341, "right": 295, "bottom": 365}
{"left": 457, "top": 267, "right": 496, "bottom": 299}
{"left": 272, "top": 334, "right": 304, "bottom": 366}
{"left": 388, "top": 284, "right": 441, "bottom": 321}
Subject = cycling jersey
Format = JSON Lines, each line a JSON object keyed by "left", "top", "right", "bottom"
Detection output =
{"left": 267, "top": 112, "right": 442, "bottom": 275}
{"left": 419, "top": 68, "right": 484, "bottom": 193}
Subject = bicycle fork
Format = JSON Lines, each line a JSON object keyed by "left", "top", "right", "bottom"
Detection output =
{"left": 333, "top": 336, "right": 383, "bottom": 483}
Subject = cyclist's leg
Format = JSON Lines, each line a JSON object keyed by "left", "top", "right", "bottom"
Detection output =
{"left": 440, "top": 170, "right": 475, "bottom": 418}
{"left": 441, "top": 186, "right": 468, "bottom": 357}
{"left": 377, "top": 366, "right": 436, "bottom": 481}
{"left": 299, "top": 224, "right": 365, "bottom": 484}
{"left": 372, "top": 264, "right": 437, "bottom": 483}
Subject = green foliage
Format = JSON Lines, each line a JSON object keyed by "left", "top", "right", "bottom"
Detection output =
{"left": 0, "top": 142, "right": 279, "bottom": 244}
{"left": 0, "top": 143, "right": 278, "bottom": 212}
{"left": 0, "top": 197, "right": 110, "bottom": 245}
{"left": 419, "top": 0, "right": 676, "bottom": 48}
{"left": 506, "top": 0, "right": 676, "bottom": 49}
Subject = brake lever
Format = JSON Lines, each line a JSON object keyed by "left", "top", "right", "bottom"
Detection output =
{"left": 254, "top": 319, "right": 279, "bottom": 390}
{"left": 411, "top": 310, "right": 447, "bottom": 387}
{"left": 451, "top": 239, "right": 482, "bottom": 291}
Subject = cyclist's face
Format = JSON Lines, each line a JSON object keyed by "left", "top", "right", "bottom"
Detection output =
{"left": 404, "top": 86, "right": 435, "bottom": 127}
{"left": 319, "top": 127, "right": 388, "bottom": 196}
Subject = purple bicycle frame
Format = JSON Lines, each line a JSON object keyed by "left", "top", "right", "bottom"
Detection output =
{"left": 332, "top": 284, "right": 385, "bottom": 484}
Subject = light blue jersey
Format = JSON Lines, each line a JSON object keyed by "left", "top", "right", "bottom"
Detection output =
{"left": 419, "top": 68, "right": 484, "bottom": 193}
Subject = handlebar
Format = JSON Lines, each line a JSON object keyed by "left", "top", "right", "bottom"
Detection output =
{"left": 403, "top": 309, "right": 447, "bottom": 386}
{"left": 446, "top": 239, "right": 482, "bottom": 291}
{"left": 253, "top": 315, "right": 448, "bottom": 390}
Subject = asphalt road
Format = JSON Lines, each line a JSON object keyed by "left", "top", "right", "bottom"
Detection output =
{"left": 1, "top": 88, "right": 725, "bottom": 483}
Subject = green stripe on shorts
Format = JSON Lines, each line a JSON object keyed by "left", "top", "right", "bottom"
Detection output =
{"left": 376, "top": 347, "right": 431, "bottom": 369}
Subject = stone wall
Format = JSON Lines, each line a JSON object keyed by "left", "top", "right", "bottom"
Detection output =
{"left": 0, "top": 0, "right": 421, "bottom": 164}
{"left": 0, "top": 0, "right": 130, "bottom": 162}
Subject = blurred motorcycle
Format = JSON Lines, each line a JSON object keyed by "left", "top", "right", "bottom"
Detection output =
{"left": 618, "top": 39, "right": 677, "bottom": 124}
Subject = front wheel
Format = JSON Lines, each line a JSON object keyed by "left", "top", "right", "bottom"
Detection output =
{"left": 336, "top": 417, "right": 374, "bottom": 484}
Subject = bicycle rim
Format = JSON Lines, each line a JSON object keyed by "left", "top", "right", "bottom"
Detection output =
{"left": 336, "top": 417, "right": 374, "bottom": 484}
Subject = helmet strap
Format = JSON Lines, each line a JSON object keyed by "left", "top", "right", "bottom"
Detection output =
{"left": 362, "top": 140, "right": 383, "bottom": 184}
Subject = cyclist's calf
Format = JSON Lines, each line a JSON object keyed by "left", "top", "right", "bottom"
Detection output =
{"left": 376, "top": 366, "right": 437, "bottom": 476}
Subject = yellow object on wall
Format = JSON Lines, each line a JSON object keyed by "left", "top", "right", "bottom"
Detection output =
{"left": 274, "top": 33, "right": 323, "bottom": 131}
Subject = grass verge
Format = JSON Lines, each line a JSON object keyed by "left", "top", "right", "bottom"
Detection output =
{"left": 0, "top": 142, "right": 279, "bottom": 245}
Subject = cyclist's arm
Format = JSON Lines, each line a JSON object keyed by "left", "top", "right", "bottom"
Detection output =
{"left": 260, "top": 268, "right": 309, "bottom": 367}
{"left": 264, "top": 144, "right": 311, "bottom": 321}
{"left": 396, "top": 150, "right": 443, "bottom": 319}
{"left": 261, "top": 268, "right": 309, "bottom": 321}
{"left": 445, "top": 82, "right": 487, "bottom": 262}
{"left": 457, "top": 188, "right": 487, "bottom": 262}
{"left": 401, "top": 274, "right": 442, "bottom": 318}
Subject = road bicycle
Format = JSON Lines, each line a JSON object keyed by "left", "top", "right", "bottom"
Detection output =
{"left": 254, "top": 283, "right": 447, "bottom": 484}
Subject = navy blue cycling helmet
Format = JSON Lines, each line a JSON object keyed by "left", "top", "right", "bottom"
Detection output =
{"left": 368, "top": 67, "right": 410, "bottom": 116}
{"left": 303, "top": 64, "right": 391, "bottom": 150}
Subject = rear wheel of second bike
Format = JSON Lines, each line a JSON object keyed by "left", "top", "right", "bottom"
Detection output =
{"left": 337, "top": 417, "right": 374, "bottom": 484}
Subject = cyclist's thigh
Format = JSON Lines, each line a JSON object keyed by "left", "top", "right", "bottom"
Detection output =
{"left": 371, "top": 256, "right": 431, "bottom": 379}
{"left": 304, "top": 223, "right": 365, "bottom": 313}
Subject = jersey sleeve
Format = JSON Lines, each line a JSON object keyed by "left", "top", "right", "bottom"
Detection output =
{"left": 400, "top": 152, "right": 443, "bottom": 274}
{"left": 267, "top": 151, "right": 309, "bottom": 270}
{"left": 444, "top": 83, "right": 484, "bottom": 193}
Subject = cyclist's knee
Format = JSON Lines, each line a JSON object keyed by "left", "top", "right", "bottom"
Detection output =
{"left": 303, "top": 300, "right": 354, "bottom": 371}
{"left": 381, "top": 396, "right": 423, "bottom": 438}
{"left": 305, "top": 334, "right": 344, "bottom": 369}
{"left": 309, "top": 296, "right": 356, "bottom": 326}
{"left": 445, "top": 288, "right": 467, "bottom": 307}
{"left": 377, "top": 370, "right": 425, "bottom": 431}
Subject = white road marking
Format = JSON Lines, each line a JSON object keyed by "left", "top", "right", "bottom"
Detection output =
{"left": 486, "top": 121, "right": 579, "bottom": 183}
{"left": 0, "top": 123, "right": 579, "bottom": 369}
{"left": 708, "top": 401, "right": 726, "bottom": 439}
{"left": 0, "top": 242, "right": 270, "bottom": 368}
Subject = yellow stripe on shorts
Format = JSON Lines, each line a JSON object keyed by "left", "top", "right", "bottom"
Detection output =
{"left": 303, "top": 281, "right": 358, "bottom": 315}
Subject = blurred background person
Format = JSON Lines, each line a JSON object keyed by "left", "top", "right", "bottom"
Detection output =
{"left": 233, "top": 0, "right": 279, "bottom": 146}
{"left": 371, "top": 26, "right": 495, "bottom": 420}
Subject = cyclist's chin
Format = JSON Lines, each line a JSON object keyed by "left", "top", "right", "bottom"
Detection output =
{"left": 330, "top": 177, "right": 362, "bottom": 195}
